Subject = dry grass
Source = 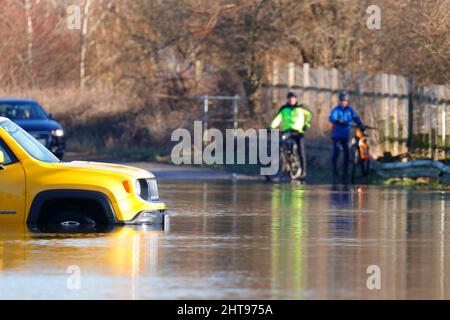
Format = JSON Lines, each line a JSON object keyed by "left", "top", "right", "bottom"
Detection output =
{"left": 0, "top": 86, "right": 196, "bottom": 155}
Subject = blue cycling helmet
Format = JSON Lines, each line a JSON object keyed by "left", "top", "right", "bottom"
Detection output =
{"left": 339, "top": 91, "right": 350, "bottom": 101}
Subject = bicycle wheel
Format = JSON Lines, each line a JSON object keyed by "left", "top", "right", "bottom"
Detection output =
{"left": 289, "top": 143, "right": 303, "bottom": 180}
{"left": 266, "top": 145, "right": 287, "bottom": 182}
{"left": 350, "top": 144, "right": 360, "bottom": 183}
{"left": 363, "top": 159, "right": 371, "bottom": 176}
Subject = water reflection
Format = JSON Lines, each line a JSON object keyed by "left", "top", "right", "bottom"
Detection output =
{"left": 270, "top": 183, "right": 306, "bottom": 299}
{"left": 0, "top": 225, "right": 165, "bottom": 299}
{"left": 1, "top": 183, "right": 450, "bottom": 299}
{"left": 329, "top": 184, "right": 353, "bottom": 234}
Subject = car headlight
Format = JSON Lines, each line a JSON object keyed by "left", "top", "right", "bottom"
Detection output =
{"left": 135, "top": 179, "right": 142, "bottom": 196}
{"left": 148, "top": 179, "right": 159, "bottom": 201}
{"left": 51, "top": 129, "right": 64, "bottom": 137}
{"left": 135, "top": 178, "right": 159, "bottom": 202}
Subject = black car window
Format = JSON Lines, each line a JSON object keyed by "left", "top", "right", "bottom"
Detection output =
{"left": 0, "top": 102, "right": 47, "bottom": 120}
{"left": 0, "top": 138, "right": 18, "bottom": 165}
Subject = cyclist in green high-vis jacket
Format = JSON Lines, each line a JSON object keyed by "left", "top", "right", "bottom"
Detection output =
{"left": 269, "top": 92, "right": 313, "bottom": 178}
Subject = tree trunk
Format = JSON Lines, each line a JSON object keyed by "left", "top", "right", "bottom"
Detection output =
{"left": 24, "top": 0, "right": 33, "bottom": 86}
{"left": 80, "top": 0, "right": 92, "bottom": 89}
{"left": 247, "top": 95, "right": 256, "bottom": 116}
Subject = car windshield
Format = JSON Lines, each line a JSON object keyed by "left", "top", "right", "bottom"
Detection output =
{"left": 0, "top": 120, "right": 59, "bottom": 163}
{"left": 0, "top": 102, "right": 48, "bottom": 120}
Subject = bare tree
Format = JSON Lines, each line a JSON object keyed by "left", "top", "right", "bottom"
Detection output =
{"left": 206, "top": 0, "right": 302, "bottom": 116}
{"left": 23, "top": 0, "right": 33, "bottom": 76}
{"left": 0, "top": 0, "right": 448, "bottom": 94}
{"left": 80, "top": 0, "right": 92, "bottom": 88}
{"left": 377, "top": 0, "right": 450, "bottom": 85}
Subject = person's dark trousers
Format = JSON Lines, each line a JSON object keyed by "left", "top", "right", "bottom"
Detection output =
{"left": 292, "top": 133, "right": 307, "bottom": 178}
{"left": 332, "top": 137, "right": 350, "bottom": 177}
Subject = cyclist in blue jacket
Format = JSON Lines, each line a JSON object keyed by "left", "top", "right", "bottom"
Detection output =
{"left": 328, "top": 91, "right": 364, "bottom": 178}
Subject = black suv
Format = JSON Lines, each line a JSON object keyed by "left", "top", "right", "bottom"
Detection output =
{"left": 0, "top": 99, "right": 65, "bottom": 159}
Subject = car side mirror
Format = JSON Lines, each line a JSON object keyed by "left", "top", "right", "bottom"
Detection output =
{"left": 48, "top": 113, "right": 55, "bottom": 120}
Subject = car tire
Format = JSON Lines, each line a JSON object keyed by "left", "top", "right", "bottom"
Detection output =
{"left": 50, "top": 211, "right": 96, "bottom": 227}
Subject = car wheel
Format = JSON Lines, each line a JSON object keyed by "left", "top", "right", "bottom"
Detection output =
{"left": 50, "top": 211, "right": 96, "bottom": 227}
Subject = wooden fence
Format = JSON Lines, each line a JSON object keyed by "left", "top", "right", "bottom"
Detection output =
{"left": 261, "top": 62, "right": 450, "bottom": 160}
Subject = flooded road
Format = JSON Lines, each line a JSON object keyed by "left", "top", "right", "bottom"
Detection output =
{"left": 1, "top": 182, "right": 450, "bottom": 299}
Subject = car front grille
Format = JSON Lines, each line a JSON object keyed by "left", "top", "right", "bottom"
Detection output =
{"left": 137, "top": 178, "right": 160, "bottom": 202}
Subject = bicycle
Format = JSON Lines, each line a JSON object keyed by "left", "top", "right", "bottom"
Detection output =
{"left": 266, "top": 130, "right": 304, "bottom": 182}
{"left": 350, "top": 125, "right": 376, "bottom": 183}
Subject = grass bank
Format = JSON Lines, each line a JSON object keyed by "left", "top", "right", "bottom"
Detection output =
{"left": 1, "top": 86, "right": 196, "bottom": 155}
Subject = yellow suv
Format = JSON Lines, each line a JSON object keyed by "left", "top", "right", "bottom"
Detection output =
{"left": 0, "top": 117, "right": 166, "bottom": 226}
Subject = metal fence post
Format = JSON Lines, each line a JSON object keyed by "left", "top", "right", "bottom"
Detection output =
{"left": 441, "top": 85, "right": 447, "bottom": 160}
{"left": 442, "top": 103, "right": 446, "bottom": 159}
{"left": 232, "top": 95, "right": 239, "bottom": 134}
{"left": 202, "top": 95, "right": 209, "bottom": 145}
{"left": 407, "top": 77, "right": 414, "bottom": 151}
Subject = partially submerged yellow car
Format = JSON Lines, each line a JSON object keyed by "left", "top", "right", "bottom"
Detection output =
{"left": 0, "top": 117, "right": 166, "bottom": 227}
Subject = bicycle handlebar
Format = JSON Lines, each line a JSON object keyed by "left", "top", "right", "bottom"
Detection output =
{"left": 350, "top": 124, "right": 377, "bottom": 130}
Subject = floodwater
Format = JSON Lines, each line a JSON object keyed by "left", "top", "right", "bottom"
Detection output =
{"left": 1, "top": 182, "right": 450, "bottom": 299}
